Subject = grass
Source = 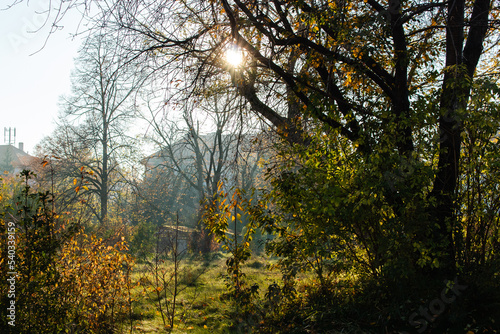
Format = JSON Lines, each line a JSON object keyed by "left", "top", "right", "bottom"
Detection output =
{"left": 123, "top": 252, "right": 283, "bottom": 333}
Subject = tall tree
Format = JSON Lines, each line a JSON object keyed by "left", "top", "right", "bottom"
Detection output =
{"left": 99, "top": 0, "right": 497, "bottom": 272}
{"left": 59, "top": 32, "right": 145, "bottom": 225}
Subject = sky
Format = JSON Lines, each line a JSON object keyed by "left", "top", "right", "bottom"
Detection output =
{"left": 0, "top": 0, "right": 83, "bottom": 154}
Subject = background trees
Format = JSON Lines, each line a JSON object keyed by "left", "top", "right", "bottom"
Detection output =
{"left": 134, "top": 92, "right": 264, "bottom": 254}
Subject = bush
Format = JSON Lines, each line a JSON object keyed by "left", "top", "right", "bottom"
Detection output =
{"left": 0, "top": 171, "right": 134, "bottom": 333}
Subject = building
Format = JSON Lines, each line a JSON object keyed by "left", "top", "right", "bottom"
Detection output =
{"left": 0, "top": 143, "right": 36, "bottom": 174}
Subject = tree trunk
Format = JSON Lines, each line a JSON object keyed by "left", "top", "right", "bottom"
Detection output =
{"left": 101, "top": 127, "right": 109, "bottom": 225}
{"left": 430, "top": 0, "right": 490, "bottom": 273}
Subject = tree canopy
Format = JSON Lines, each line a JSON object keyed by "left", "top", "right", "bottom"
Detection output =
{"left": 80, "top": 0, "right": 499, "bottom": 271}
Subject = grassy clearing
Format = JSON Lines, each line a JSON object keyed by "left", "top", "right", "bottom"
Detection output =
{"left": 125, "top": 252, "right": 283, "bottom": 333}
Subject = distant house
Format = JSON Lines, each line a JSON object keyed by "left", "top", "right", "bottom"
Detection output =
{"left": 140, "top": 133, "right": 229, "bottom": 176}
{"left": 0, "top": 143, "right": 36, "bottom": 174}
{"left": 141, "top": 132, "right": 260, "bottom": 183}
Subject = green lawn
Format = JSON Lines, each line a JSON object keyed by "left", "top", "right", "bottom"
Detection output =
{"left": 124, "top": 253, "right": 284, "bottom": 333}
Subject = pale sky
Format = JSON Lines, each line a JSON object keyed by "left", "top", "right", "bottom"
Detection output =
{"left": 0, "top": 0, "right": 83, "bottom": 154}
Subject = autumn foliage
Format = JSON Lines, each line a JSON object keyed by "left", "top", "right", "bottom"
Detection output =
{"left": 0, "top": 171, "right": 133, "bottom": 333}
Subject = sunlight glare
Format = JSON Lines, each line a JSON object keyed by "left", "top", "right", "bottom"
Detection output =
{"left": 226, "top": 46, "right": 243, "bottom": 67}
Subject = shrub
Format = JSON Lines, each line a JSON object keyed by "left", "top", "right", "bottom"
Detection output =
{"left": 0, "top": 171, "right": 134, "bottom": 333}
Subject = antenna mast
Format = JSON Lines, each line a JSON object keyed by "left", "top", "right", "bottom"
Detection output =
{"left": 3, "top": 127, "right": 16, "bottom": 145}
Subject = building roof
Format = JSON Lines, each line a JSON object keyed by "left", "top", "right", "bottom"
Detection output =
{"left": 141, "top": 132, "right": 258, "bottom": 169}
{"left": 0, "top": 144, "right": 35, "bottom": 173}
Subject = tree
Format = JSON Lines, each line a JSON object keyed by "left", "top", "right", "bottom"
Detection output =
{"left": 56, "top": 31, "right": 145, "bottom": 225}
{"left": 94, "top": 0, "right": 498, "bottom": 271}
{"left": 34, "top": 123, "right": 94, "bottom": 217}
{"left": 220, "top": 0, "right": 496, "bottom": 273}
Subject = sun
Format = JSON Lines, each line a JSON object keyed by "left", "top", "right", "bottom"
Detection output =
{"left": 225, "top": 46, "right": 243, "bottom": 67}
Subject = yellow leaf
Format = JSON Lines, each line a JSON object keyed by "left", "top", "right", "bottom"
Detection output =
{"left": 83, "top": 186, "right": 89, "bottom": 191}
{"left": 73, "top": 178, "right": 78, "bottom": 185}
{"left": 75, "top": 186, "right": 80, "bottom": 193}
